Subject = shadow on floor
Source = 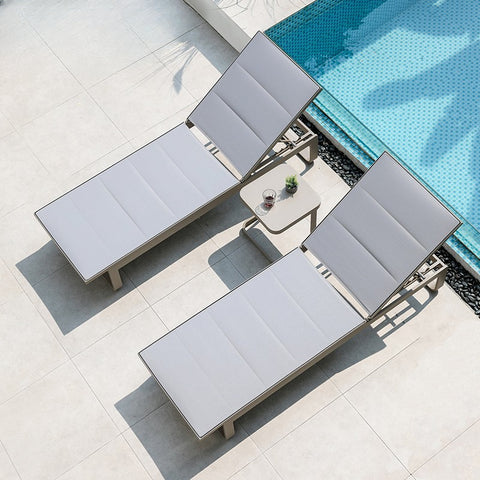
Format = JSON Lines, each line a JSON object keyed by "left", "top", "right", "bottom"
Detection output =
{"left": 16, "top": 241, "right": 138, "bottom": 334}
{"left": 115, "top": 288, "right": 437, "bottom": 477}
{"left": 116, "top": 380, "right": 249, "bottom": 480}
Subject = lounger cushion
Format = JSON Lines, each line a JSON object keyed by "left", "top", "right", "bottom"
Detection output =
{"left": 36, "top": 124, "right": 238, "bottom": 281}
{"left": 304, "top": 152, "right": 461, "bottom": 316}
{"left": 189, "top": 32, "right": 320, "bottom": 178}
{"left": 139, "top": 248, "right": 363, "bottom": 438}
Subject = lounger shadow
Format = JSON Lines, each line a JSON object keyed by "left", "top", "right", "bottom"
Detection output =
{"left": 34, "top": 32, "right": 321, "bottom": 290}
{"left": 139, "top": 152, "right": 461, "bottom": 440}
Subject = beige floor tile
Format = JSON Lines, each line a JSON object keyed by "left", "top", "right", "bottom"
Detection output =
{"left": 21, "top": 93, "right": 125, "bottom": 177}
{"left": 0, "top": 442, "right": 20, "bottom": 480}
{"left": 233, "top": 0, "right": 305, "bottom": 38}
{"left": 227, "top": 240, "right": 270, "bottom": 280}
{"left": 128, "top": 102, "right": 198, "bottom": 150}
{"left": 31, "top": 7, "right": 150, "bottom": 88}
{"left": 315, "top": 176, "right": 350, "bottom": 222}
{"left": 346, "top": 318, "right": 480, "bottom": 472}
{"left": 120, "top": 0, "right": 204, "bottom": 51}
{"left": 74, "top": 308, "right": 168, "bottom": 431}
{"left": 251, "top": 217, "right": 314, "bottom": 262}
{"left": 0, "top": 22, "right": 81, "bottom": 127}
{"left": 265, "top": 396, "right": 408, "bottom": 480}
{"left": 156, "top": 23, "right": 237, "bottom": 99}
{"left": 123, "top": 402, "right": 260, "bottom": 480}
{"left": 124, "top": 222, "right": 225, "bottom": 305}
{"left": 57, "top": 435, "right": 150, "bottom": 480}
{"left": 0, "top": 205, "right": 69, "bottom": 288}
{"left": 64, "top": 141, "right": 136, "bottom": 185}
{"left": 319, "top": 286, "right": 464, "bottom": 393}
{"left": 0, "top": 293, "right": 67, "bottom": 404}
{"left": 90, "top": 54, "right": 196, "bottom": 139}
{"left": 198, "top": 194, "right": 256, "bottom": 256}
{"left": 0, "top": 110, "right": 14, "bottom": 139}
{"left": 229, "top": 456, "right": 281, "bottom": 480}
{"left": 0, "top": 260, "right": 23, "bottom": 307}
{"left": 0, "top": 133, "right": 49, "bottom": 217}
{"left": 0, "top": 362, "right": 118, "bottom": 480}
{"left": 414, "top": 419, "right": 480, "bottom": 480}
{"left": 30, "top": 264, "right": 149, "bottom": 356}
{"left": 238, "top": 365, "right": 341, "bottom": 452}
{"left": 152, "top": 256, "right": 243, "bottom": 330}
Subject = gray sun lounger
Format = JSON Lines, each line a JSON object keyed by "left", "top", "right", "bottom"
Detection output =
{"left": 35, "top": 32, "right": 320, "bottom": 290}
{"left": 139, "top": 152, "right": 461, "bottom": 440}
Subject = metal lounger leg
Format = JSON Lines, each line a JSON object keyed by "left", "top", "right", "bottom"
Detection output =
{"left": 428, "top": 265, "right": 448, "bottom": 292}
{"left": 310, "top": 209, "right": 318, "bottom": 233}
{"left": 221, "top": 420, "right": 235, "bottom": 439}
{"left": 307, "top": 133, "right": 318, "bottom": 163}
{"left": 107, "top": 268, "right": 123, "bottom": 290}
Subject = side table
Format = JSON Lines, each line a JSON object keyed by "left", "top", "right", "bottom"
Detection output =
{"left": 239, "top": 164, "right": 321, "bottom": 259}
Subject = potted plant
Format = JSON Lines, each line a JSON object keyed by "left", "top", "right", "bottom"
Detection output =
{"left": 285, "top": 174, "right": 298, "bottom": 194}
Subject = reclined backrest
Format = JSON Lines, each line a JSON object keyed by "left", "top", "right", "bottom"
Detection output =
{"left": 303, "top": 152, "right": 461, "bottom": 317}
{"left": 188, "top": 31, "right": 320, "bottom": 179}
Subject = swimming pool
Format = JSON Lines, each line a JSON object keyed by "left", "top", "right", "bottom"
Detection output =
{"left": 267, "top": 0, "right": 480, "bottom": 276}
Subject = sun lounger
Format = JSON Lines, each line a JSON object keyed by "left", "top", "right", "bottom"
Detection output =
{"left": 35, "top": 32, "right": 320, "bottom": 289}
{"left": 139, "top": 152, "right": 461, "bottom": 440}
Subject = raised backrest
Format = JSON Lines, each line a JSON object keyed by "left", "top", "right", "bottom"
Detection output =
{"left": 303, "top": 152, "right": 461, "bottom": 317}
{"left": 188, "top": 31, "right": 320, "bottom": 179}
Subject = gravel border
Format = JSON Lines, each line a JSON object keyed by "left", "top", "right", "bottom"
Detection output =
{"left": 302, "top": 117, "right": 480, "bottom": 317}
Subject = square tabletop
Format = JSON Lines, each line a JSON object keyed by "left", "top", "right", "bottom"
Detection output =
{"left": 240, "top": 164, "right": 321, "bottom": 234}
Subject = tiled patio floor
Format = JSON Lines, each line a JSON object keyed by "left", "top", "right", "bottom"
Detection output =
{"left": 0, "top": 1, "right": 479, "bottom": 479}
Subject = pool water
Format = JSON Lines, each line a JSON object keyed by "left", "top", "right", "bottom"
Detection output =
{"left": 267, "top": 0, "right": 480, "bottom": 275}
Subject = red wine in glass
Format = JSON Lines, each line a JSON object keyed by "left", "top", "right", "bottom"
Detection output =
{"left": 264, "top": 195, "right": 275, "bottom": 208}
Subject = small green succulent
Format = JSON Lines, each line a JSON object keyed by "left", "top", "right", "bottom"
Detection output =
{"left": 285, "top": 174, "right": 298, "bottom": 189}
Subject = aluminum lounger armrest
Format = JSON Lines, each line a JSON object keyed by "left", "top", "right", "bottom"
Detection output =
{"left": 139, "top": 152, "right": 461, "bottom": 440}
{"left": 34, "top": 32, "right": 321, "bottom": 290}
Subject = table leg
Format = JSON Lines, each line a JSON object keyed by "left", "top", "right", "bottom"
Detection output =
{"left": 310, "top": 209, "right": 318, "bottom": 233}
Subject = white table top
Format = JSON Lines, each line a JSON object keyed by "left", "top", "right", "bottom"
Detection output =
{"left": 240, "top": 164, "right": 321, "bottom": 234}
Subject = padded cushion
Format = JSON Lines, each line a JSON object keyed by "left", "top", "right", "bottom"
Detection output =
{"left": 303, "top": 152, "right": 461, "bottom": 316}
{"left": 36, "top": 124, "right": 238, "bottom": 281}
{"left": 188, "top": 32, "right": 320, "bottom": 178}
{"left": 140, "top": 248, "right": 363, "bottom": 438}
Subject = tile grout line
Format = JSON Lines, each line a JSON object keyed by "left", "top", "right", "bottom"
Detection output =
{"left": 327, "top": 335, "right": 421, "bottom": 395}
{"left": 264, "top": 452, "right": 287, "bottom": 480}
{"left": 70, "top": 359, "right": 123, "bottom": 435}
{"left": 146, "top": 247, "right": 228, "bottom": 311}
{"left": 151, "top": 22, "right": 207, "bottom": 58}
{"left": 70, "top": 301, "right": 153, "bottom": 361}
{"left": 68, "top": 138, "right": 133, "bottom": 177}
{"left": 120, "top": 431, "right": 155, "bottom": 480}
{"left": 50, "top": 432, "right": 126, "bottom": 480}
{"left": 343, "top": 392, "right": 412, "bottom": 474}
{"left": 0, "top": 437, "right": 24, "bottom": 480}
{"left": 252, "top": 337, "right": 422, "bottom": 460}
{"left": 0, "top": 359, "right": 69, "bottom": 409}
{"left": 2, "top": 263, "right": 72, "bottom": 370}
{"left": 410, "top": 414, "right": 480, "bottom": 476}
{"left": 254, "top": 384, "right": 344, "bottom": 454}
{"left": 24, "top": 17, "right": 129, "bottom": 144}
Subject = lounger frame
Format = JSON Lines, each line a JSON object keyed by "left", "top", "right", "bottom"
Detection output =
{"left": 35, "top": 116, "right": 318, "bottom": 290}
{"left": 139, "top": 248, "right": 449, "bottom": 440}
{"left": 300, "top": 155, "right": 458, "bottom": 320}
{"left": 139, "top": 152, "right": 461, "bottom": 440}
{"left": 105, "top": 118, "right": 318, "bottom": 289}
{"left": 35, "top": 30, "right": 320, "bottom": 290}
